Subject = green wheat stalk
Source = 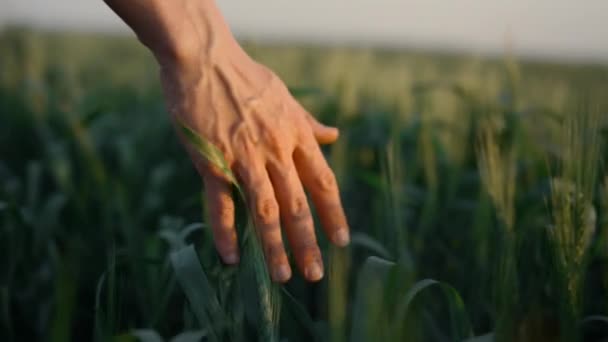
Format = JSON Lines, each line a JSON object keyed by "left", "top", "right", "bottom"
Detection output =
{"left": 476, "top": 118, "right": 518, "bottom": 342}
{"left": 178, "top": 118, "right": 281, "bottom": 341}
{"left": 547, "top": 109, "right": 602, "bottom": 341}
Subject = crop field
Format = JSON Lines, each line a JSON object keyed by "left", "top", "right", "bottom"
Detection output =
{"left": 1, "top": 29, "right": 607, "bottom": 342}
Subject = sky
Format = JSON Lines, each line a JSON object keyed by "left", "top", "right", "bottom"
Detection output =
{"left": 2, "top": 0, "right": 608, "bottom": 62}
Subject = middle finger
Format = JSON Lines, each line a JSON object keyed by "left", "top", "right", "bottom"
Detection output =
{"left": 236, "top": 157, "right": 292, "bottom": 283}
{"left": 267, "top": 160, "right": 323, "bottom": 282}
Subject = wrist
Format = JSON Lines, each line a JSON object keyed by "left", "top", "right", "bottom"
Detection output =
{"left": 148, "top": 0, "right": 241, "bottom": 68}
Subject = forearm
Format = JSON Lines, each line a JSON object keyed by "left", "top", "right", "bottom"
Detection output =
{"left": 103, "top": 0, "right": 236, "bottom": 66}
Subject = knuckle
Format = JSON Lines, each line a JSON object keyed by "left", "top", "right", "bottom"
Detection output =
{"left": 289, "top": 196, "right": 311, "bottom": 222}
{"left": 263, "top": 128, "right": 281, "bottom": 146}
{"left": 297, "top": 132, "right": 317, "bottom": 149}
{"left": 262, "top": 129, "right": 287, "bottom": 158}
{"left": 316, "top": 167, "right": 337, "bottom": 192}
{"left": 237, "top": 165, "right": 265, "bottom": 191}
{"left": 255, "top": 197, "right": 279, "bottom": 225}
{"left": 233, "top": 123, "right": 258, "bottom": 154}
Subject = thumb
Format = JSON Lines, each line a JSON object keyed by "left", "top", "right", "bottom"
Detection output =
{"left": 306, "top": 113, "right": 339, "bottom": 145}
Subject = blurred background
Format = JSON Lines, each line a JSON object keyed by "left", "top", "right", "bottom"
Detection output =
{"left": 3, "top": 0, "right": 608, "bottom": 61}
{"left": 1, "top": 1, "right": 607, "bottom": 342}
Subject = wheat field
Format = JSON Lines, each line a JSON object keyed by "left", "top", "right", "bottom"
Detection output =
{"left": 1, "top": 29, "right": 607, "bottom": 342}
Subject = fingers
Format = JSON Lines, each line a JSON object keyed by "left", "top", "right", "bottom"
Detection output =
{"left": 307, "top": 114, "right": 339, "bottom": 145}
{"left": 295, "top": 102, "right": 339, "bottom": 145}
{"left": 204, "top": 175, "right": 239, "bottom": 264}
{"left": 294, "top": 142, "right": 350, "bottom": 247}
{"left": 236, "top": 161, "right": 292, "bottom": 283}
{"left": 267, "top": 161, "right": 324, "bottom": 282}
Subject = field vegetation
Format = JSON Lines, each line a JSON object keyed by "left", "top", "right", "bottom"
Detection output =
{"left": 1, "top": 29, "right": 607, "bottom": 341}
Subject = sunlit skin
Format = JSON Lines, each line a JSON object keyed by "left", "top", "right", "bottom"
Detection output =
{"left": 104, "top": 0, "right": 350, "bottom": 282}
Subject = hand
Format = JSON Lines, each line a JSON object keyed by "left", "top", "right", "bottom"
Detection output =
{"left": 159, "top": 36, "right": 350, "bottom": 283}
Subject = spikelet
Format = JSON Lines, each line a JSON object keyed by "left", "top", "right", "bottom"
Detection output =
{"left": 477, "top": 120, "right": 517, "bottom": 232}
{"left": 549, "top": 178, "right": 596, "bottom": 267}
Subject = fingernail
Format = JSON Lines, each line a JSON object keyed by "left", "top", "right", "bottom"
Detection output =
{"left": 305, "top": 262, "right": 323, "bottom": 282}
{"left": 223, "top": 252, "right": 239, "bottom": 264}
{"left": 273, "top": 264, "right": 291, "bottom": 282}
{"left": 333, "top": 229, "right": 350, "bottom": 246}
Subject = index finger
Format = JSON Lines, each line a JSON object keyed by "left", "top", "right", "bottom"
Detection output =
{"left": 293, "top": 141, "right": 350, "bottom": 247}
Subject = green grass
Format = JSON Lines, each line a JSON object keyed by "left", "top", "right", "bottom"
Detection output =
{"left": 1, "top": 28, "right": 607, "bottom": 341}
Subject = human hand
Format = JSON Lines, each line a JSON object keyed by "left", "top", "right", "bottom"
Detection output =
{"left": 157, "top": 22, "right": 349, "bottom": 283}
